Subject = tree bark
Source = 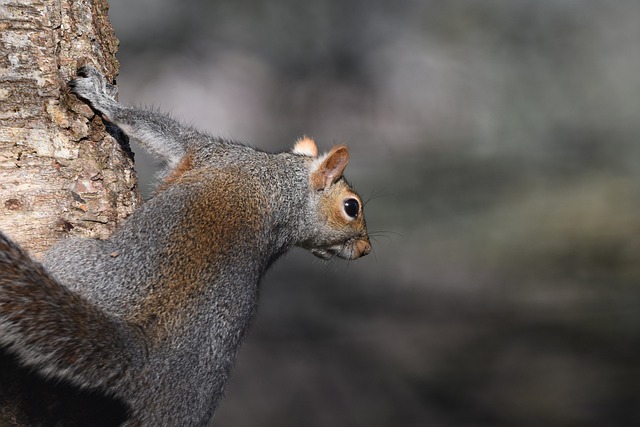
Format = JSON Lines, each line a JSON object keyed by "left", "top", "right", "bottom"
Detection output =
{"left": 0, "top": 0, "right": 139, "bottom": 258}
{"left": 0, "top": 0, "right": 138, "bottom": 424}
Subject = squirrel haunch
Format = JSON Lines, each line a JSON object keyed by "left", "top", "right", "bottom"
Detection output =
{"left": 0, "top": 66, "right": 370, "bottom": 426}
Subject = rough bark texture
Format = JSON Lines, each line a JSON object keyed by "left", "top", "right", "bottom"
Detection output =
{"left": 0, "top": 0, "right": 139, "bottom": 258}
{"left": 0, "top": 0, "right": 138, "bottom": 424}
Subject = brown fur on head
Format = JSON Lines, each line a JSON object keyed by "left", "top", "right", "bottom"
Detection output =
{"left": 298, "top": 141, "right": 371, "bottom": 260}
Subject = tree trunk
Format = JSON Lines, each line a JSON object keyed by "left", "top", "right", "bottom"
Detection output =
{"left": 0, "top": 0, "right": 139, "bottom": 258}
{"left": 0, "top": 0, "right": 138, "bottom": 424}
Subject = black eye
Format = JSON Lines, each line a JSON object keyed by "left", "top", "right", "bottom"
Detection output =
{"left": 343, "top": 198, "right": 359, "bottom": 219}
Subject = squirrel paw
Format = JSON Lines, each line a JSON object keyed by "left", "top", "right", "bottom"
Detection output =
{"left": 69, "top": 66, "right": 118, "bottom": 112}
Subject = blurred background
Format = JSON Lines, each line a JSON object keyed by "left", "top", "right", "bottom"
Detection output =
{"left": 108, "top": 1, "right": 640, "bottom": 426}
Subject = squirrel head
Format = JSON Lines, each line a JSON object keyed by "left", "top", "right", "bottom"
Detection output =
{"left": 293, "top": 137, "right": 371, "bottom": 260}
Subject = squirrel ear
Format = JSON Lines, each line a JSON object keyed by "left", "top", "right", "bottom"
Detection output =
{"left": 292, "top": 136, "right": 318, "bottom": 157}
{"left": 310, "top": 145, "right": 349, "bottom": 191}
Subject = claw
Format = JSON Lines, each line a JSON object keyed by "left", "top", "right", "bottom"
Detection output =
{"left": 76, "top": 65, "right": 101, "bottom": 78}
{"left": 69, "top": 65, "right": 117, "bottom": 113}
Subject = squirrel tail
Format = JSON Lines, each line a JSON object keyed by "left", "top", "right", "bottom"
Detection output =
{"left": 0, "top": 232, "right": 146, "bottom": 397}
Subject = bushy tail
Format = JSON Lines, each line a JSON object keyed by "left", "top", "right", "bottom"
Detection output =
{"left": 0, "top": 232, "right": 147, "bottom": 397}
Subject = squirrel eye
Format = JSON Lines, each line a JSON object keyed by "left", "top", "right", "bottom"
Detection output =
{"left": 343, "top": 198, "right": 359, "bottom": 219}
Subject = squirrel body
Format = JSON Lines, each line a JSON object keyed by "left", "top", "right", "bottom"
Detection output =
{"left": 0, "top": 67, "right": 370, "bottom": 426}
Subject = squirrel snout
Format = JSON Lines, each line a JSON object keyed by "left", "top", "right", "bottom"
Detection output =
{"left": 354, "top": 238, "right": 371, "bottom": 258}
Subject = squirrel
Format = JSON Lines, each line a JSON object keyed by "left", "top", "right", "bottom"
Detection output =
{"left": 0, "top": 66, "right": 370, "bottom": 426}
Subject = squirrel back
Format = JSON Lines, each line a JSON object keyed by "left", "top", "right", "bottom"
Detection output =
{"left": 0, "top": 66, "right": 370, "bottom": 426}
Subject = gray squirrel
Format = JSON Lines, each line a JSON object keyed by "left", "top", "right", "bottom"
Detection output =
{"left": 0, "top": 66, "right": 370, "bottom": 426}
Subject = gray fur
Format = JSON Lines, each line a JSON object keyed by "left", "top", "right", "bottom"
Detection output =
{"left": 0, "top": 66, "right": 370, "bottom": 426}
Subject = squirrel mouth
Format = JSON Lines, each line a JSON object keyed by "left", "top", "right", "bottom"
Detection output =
{"left": 310, "top": 238, "right": 371, "bottom": 260}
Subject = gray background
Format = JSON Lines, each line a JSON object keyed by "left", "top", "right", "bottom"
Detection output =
{"left": 108, "top": 1, "right": 640, "bottom": 426}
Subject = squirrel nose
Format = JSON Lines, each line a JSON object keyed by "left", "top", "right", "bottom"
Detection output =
{"left": 354, "top": 238, "right": 371, "bottom": 258}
